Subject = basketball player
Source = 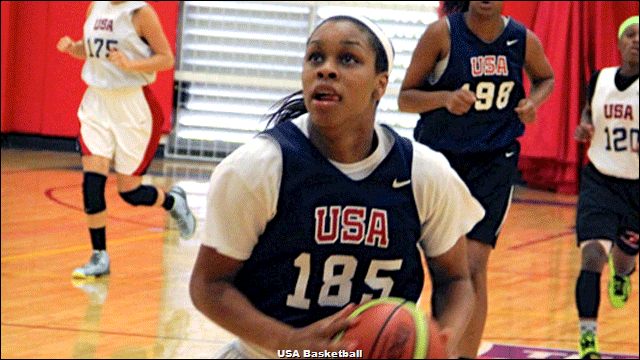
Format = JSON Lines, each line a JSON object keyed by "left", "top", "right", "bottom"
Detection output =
{"left": 189, "top": 15, "right": 485, "bottom": 359}
{"left": 397, "top": 1, "right": 555, "bottom": 357}
{"left": 56, "top": 1, "right": 196, "bottom": 279}
{"left": 573, "top": 15, "right": 638, "bottom": 359}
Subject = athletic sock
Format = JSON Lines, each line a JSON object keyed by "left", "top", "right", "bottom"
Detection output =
{"left": 90, "top": 227, "right": 106, "bottom": 251}
{"left": 579, "top": 319, "right": 598, "bottom": 335}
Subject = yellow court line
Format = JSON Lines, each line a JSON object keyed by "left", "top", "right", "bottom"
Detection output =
{"left": 1, "top": 232, "right": 165, "bottom": 264}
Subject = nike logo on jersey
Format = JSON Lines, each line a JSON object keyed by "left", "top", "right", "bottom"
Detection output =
{"left": 392, "top": 179, "right": 411, "bottom": 188}
{"left": 505, "top": 151, "right": 516, "bottom": 158}
{"left": 506, "top": 39, "right": 519, "bottom": 46}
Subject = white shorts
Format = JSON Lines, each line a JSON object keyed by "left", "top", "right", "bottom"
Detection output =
{"left": 77, "top": 86, "right": 164, "bottom": 175}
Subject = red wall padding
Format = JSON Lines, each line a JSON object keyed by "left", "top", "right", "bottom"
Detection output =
{"left": 1, "top": 2, "right": 15, "bottom": 134}
{"left": 502, "top": 1, "right": 638, "bottom": 193}
{"left": 1, "top": 1, "right": 178, "bottom": 137}
{"left": 2, "top": 1, "right": 638, "bottom": 193}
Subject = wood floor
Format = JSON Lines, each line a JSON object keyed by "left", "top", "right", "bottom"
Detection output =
{"left": 1, "top": 149, "right": 638, "bottom": 359}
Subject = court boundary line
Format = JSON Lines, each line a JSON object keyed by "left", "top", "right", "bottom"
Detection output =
{"left": 507, "top": 229, "right": 575, "bottom": 250}
{"left": 479, "top": 341, "right": 640, "bottom": 357}
{"left": 0, "top": 322, "right": 226, "bottom": 344}
{"left": 44, "top": 183, "right": 160, "bottom": 228}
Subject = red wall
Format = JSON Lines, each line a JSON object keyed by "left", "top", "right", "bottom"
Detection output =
{"left": 502, "top": 1, "right": 638, "bottom": 193}
{"left": 1, "top": 1, "right": 178, "bottom": 137}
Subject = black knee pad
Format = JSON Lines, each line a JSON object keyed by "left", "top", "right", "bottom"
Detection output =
{"left": 616, "top": 232, "right": 639, "bottom": 256}
{"left": 617, "top": 215, "right": 639, "bottom": 256}
{"left": 119, "top": 185, "right": 158, "bottom": 206}
{"left": 576, "top": 270, "right": 601, "bottom": 318}
{"left": 83, "top": 172, "right": 107, "bottom": 215}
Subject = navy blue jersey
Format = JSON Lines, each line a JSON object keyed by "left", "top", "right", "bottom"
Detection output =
{"left": 234, "top": 121, "right": 424, "bottom": 327}
{"left": 414, "top": 13, "right": 527, "bottom": 153}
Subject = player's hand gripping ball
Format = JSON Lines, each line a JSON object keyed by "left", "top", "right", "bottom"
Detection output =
{"left": 333, "top": 297, "right": 447, "bottom": 359}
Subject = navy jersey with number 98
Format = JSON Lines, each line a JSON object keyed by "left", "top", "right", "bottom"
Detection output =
{"left": 414, "top": 13, "right": 527, "bottom": 153}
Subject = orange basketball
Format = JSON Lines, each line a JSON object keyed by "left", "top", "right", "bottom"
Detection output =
{"left": 334, "top": 297, "right": 447, "bottom": 359}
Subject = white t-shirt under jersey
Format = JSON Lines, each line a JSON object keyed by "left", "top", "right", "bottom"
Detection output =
{"left": 204, "top": 114, "right": 485, "bottom": 260}
{"left": 588, "top": 66, "right": 639, "bottom": 179}
{"left": 82, "top": 1, "right": 156, "bottom": 89}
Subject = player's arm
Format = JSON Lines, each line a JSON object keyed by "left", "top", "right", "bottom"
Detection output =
{"left": 108, "top": 5, "right": 174, "bottom": 72}
{"left": 575, "top": 72, "right": 599, "bottom": 142}
{"left": 189, "top": 245, "right": 292, "bottom": 351}
{"left": 516, "top": 29, "right": 555, "bottom": 123}
{"left": 398, "top": 19, "right": 476, "bottom": 115}
{"left": 426, "top": 236, "right": 474, "bottom": 358}
{"left": 56, "top": 2, "right": 94, "bottom": 60}
{"left": 189, "top": 245, "right": 358, "bottom": 354}
{"left": 574, "top": 103, "right": 594, "bottom": 142}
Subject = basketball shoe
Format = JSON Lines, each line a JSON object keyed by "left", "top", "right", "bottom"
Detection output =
{"left": 72, "top": 250, "right": 110, "bottom": 278}
{"left": 168, "top": 186, "right": 196, "bottom": 239}
{"left": 578, "top": 330, "right": 600, "bottom": 359}
{"left": 608, "top": 256, "right": 631, "bottom": 308}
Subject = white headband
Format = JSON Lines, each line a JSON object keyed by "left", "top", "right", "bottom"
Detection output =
{"left": 329, "top": 15, "right": 395, "bottom": 74}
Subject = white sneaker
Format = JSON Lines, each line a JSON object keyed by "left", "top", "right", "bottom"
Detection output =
{"left": 168, "top": 186, "right": 196, "bottom": 239}
{"left": 72, "top": 250, "right": 110, "bottom": 278}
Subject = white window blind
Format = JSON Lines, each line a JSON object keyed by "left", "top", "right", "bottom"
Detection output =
{"left": 167, "top": 1, "right": 439, "bottom": 161}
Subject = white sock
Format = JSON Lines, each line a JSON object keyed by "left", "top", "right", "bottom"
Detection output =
{"left": 579, "top": 320, "right": 597, "bottom": 334}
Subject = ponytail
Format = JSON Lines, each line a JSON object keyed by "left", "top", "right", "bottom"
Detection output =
{"left": 264, "top": 90, "right": 306, "bottom": 128}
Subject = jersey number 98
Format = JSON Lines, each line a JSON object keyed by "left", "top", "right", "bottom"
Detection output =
{"left": 462, "top": 81, "right": 515, "bottom": 111}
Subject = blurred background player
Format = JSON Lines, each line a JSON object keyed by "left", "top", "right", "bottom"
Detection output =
{"left": 56, "top": 1, "right": 195, "bottom": 278}
{"left": 573, "top": 15, "right": 638, "bottom": 359}
{"left": 189, "top": 14, "right": 485, "bottom": 358}
{"left": 397, "top": 1, "right": 554, "bottom": 357}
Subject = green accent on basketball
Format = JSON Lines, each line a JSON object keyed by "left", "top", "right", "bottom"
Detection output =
{"left": 333, "top": 297, "right": 404, "bottom": 342}
{"left": 401, "top": 300, "right": 428, "bottom": 359}
{"left": 333, "top": 297, "right": 429, "bottom": 359}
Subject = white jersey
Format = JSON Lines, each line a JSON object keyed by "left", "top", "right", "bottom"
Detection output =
{"left": 204, "top": 114, "right": 485, "bottom": 260}
{"left": 588, "top": 67, "right": 639, "bottom": 180}
{"left": 81, "top": 1, "right": 156, "bottom": 89}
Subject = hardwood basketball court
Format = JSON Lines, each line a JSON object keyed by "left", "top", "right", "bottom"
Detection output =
{"left": 1, "top": 149, "right": 638, "bottom": 358}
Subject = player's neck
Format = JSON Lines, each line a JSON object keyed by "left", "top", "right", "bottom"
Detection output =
{"left": 307, "top": 122, "right": 377, "bottom": 164}
{"left": 620, "top": 62, "right": 639, "bottom": 77}
{"left": 464, "top": 12, "right": 504, "bottom": 43}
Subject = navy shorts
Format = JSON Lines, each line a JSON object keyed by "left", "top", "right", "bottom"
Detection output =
{"left": 441, "top": 141, "right": 520, "bottom": 247}
{"left": 576, "top": 162, "right": 639, "bottom": 246}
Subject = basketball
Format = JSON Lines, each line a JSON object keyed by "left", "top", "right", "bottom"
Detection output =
{"left": 334, "top": 297, "right": 447, "bottom": 359}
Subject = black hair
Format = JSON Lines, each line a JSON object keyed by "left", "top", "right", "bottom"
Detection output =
{"left": 442, "top": 1, "right": 470, "bottom": 15}
{"left": 264, "top": 16, "right": 391, "bottom": 127}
